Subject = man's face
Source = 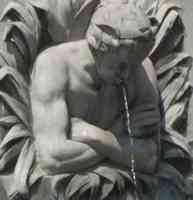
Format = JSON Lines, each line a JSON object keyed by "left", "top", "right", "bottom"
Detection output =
{"left": 97, "top": 46, "right": 132, "bottom": 85}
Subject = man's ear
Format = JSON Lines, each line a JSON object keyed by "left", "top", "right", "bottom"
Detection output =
{"left": 87, "top": 35, "right": 98, "bottom": 48}
{"left": 96, "top": 24, "right": 119, "bottom": 47}
{"left": 87, "top": 24, "right": 119, "bottom": 51}
{"left": 149, "top": 17, "right": 159, "bottom": 35}
{"left": 87, "top": 24, "right": 103, "bottom": 50}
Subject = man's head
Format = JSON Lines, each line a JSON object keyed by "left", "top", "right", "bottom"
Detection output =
{"left": 86, "top": 2, "right": 158, "bottom": 84}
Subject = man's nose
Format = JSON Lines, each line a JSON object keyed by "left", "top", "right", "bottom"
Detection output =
{"left": 116, "top": 63, "right": 129, "bottom": 80}
{"left": 119, "top": 63, "right": 127, "bottom": 72}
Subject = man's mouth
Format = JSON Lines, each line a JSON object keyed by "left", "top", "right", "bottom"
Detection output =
{"left": 119, "top": 63, "right": 129, "bottom": 77}
{"left": 115, "top": 66, "right": 130, "bottom": 85}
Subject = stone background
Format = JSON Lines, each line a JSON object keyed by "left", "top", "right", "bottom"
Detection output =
{"left": 0, "top": 0, "right": 192, "bottom": 199}
{"left": 181, "top": 1, "right": 193, "bottom": 56}
{"left": 182, "top": 1, "right": 193, "bottom": 143}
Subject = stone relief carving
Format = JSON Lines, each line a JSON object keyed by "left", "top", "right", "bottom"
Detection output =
{"left": 0, "top": 0, "right": 192, "bottom": 200}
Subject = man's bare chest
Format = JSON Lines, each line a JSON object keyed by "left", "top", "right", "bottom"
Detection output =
{"left": 67, "top": 80, "right": 123, "bottom": 129}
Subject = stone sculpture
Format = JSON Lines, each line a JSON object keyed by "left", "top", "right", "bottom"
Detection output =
{"left": 0, "top": 0, "right": 192, "bottom": 200}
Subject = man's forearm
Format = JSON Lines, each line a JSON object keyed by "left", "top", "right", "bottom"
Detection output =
{"left": 38, "top": 138, "right": 104, "bottom": 175}
{"left": 85, "top": 133, "right": 158, "bottom": 173}
{"left": 71, "top": 120, "right": 159, "bottom": 174}
{"left": 39, "top": 117, "right": 158, "bottom": 175}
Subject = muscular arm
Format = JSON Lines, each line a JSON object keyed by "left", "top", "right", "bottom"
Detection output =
{"left": 30, "top": 54, "right": 103, "bottom": 175}
{"left": 72, "top": 117, "right": 158, "bottom": 174}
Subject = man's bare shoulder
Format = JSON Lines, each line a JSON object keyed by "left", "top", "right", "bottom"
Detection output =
{"left": 30, "top": 40, "right": 91, "bottom": 101}
{"left": 30, "top": 45, "right": 71, "bottom": 101}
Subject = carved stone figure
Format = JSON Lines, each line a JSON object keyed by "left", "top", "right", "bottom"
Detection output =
{"left": 0, "top": 0, "right": 192, "bottom": 200}
{"left": 30, "top": 3, "right": 160, "bottom": 199}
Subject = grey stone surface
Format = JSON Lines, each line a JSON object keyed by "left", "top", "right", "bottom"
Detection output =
{"left": 0, "top": 1, "right": 192, "bottom": 200}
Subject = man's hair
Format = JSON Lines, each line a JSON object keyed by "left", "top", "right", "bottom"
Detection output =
{"left": 86, "top": 2, "right": 158, "bottom": 58}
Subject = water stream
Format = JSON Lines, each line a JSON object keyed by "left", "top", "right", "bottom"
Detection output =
{"left": 121, "top": 83, "right": 139, "bottom": 200}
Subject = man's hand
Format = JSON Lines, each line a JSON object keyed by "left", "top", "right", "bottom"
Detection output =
{"left": 71, "top": 117, "right": 124, "bottom": 163}
{"left": 71, "top": 117, "right": 106, "bottom": 143}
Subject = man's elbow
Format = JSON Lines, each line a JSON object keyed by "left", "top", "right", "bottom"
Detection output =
{"left": 36, "top": 144, "right": 65, "bottom": 175}
{"left": 38, "top": 153, "right": 60, "bottom": 175}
